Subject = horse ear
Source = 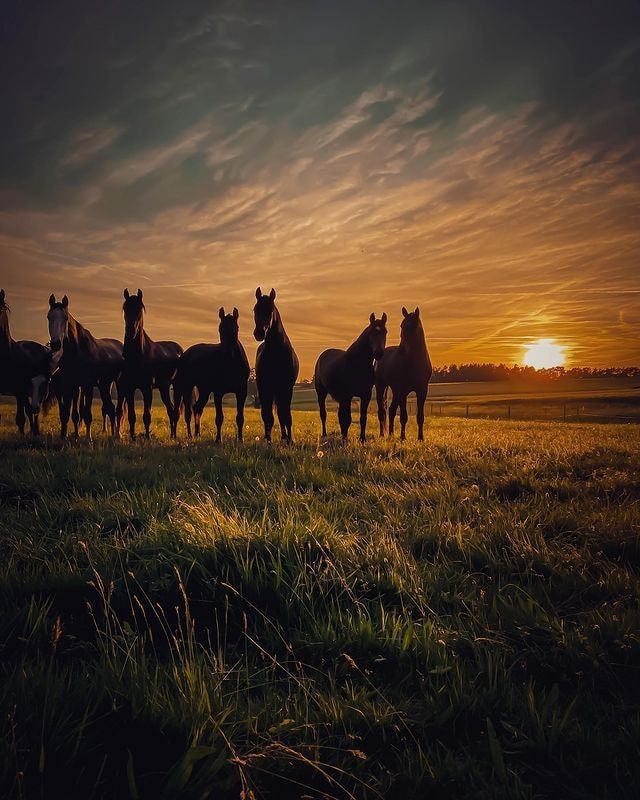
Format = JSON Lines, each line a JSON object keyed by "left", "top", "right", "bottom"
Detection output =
{"left": 219, "top": 306, "right": 225, "bottom": 320}
{"left": 402, "top": 306, "right": 408, "bottom": 318}
{"left": 269, "top": 288, "right": 276, "bottom": 300}
{"left": 369, "top": 312, "right": 375, "bottom": 324}
{"left": 255, "top": 287, "right": 262, "bottom": 299}
{"left": 414, "top": 306, "right": 420, "bottom": 317}
{"left": 123, "top": 288, "right": 129, "bottom": 299}
{"left": 233, "top": 307, "right": 239, "bottom": 319}
{"left": 381, "top": 312, "right": 387, "bottom": 325}
{"left": 49, "top": 294, "right": 56, "bottom": 307}
{"left": 61, "top": 295, "right": 69, "bottom": 308}
{"left": 137, "top": 289, "right": 143, "bottom": 299}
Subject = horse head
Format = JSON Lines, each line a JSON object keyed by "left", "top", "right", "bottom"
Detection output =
{"left": 122, "top": 288, "right": 145, "bottom": 341}
{"left": 219, "top": 306, "right": 240, "bottom": 348}
{"left": 47, "top": 294, "right": 69, "bottom": 352}
{"left": 368, "top": 312, "right": 388, "bottom": 360}
{"left": 253, "top": 287, "right": 277, "bottom": 342}
{"left": 400, "top": 306, "right": 423, "bottom": 350}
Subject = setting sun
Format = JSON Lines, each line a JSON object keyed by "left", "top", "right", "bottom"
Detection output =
{"left": 523, "top": 339, "right": 566, "bottom": 370}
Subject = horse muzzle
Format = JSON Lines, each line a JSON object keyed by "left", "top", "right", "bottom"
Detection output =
{"left": 50, "top": 339, "right": 62, "bottom": 352}
{"left": 253, "top": 328, "right": 265, "bottom": 342}
{"left": 374, "top": 348, "right": 385, "bottom": 360}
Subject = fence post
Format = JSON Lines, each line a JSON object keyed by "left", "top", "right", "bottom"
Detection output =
{"left": 577, "top": 406, "right": 580, "bottom": 421}
{"left": 507, "top": 404, "right": 511, "bottom": 420}
{"left": 430, "top": 403, "right": 433, "bottom": 415}
{"left": 563, "top": 404, "right": 566, "bottom": 422}
{"left": 466, "top": 405, "right": 469, "bottom": 418}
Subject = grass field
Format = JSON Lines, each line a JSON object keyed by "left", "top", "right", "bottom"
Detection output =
{"left": 1, "top": 409, "right": 639, "bottom": 799}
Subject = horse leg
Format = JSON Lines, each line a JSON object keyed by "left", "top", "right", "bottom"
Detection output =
{"left": 71, "top": 389, "right": 80, "bottom": 439}
{"left": 316, "top": 383, "right": 328, "bottom": 437}
{"left": 376, "top": 384, "right": 387, "bottom": 437}
{"left": 59, "top": 390, "right": 71, "bottom": 440}
{"left": 15, "top": 396, "right": 26, "bottom": 435}
{"left": 193, "top": 389, "right": 208, "bottom": 438}
{"left": 338, "top": 399, "right": 352, "bottom": 441}
{"left": 388, "top": 395, "right": 398, "bottom": 438}
{"left": 115, "top": 382, "right": 125, "bottom": 438}
{"left": 399, "top": 395, "right": 409, "bottom": 441}
{"left": 159, "top": 383, "right": 175, "bottom": 438}
{"left": 142, "top": 385, "right": 152, "bottom": 439}
{"left": 127, "top": 390, "right": 137, "bottom": 440}
{"left": 172, "top": 383, "right": 183, "bottom": 438}
{"left": 416, "top": 391, "right": 427, "bottom": 442}
{"left": 213, "top": 393, "right": 224, "bottom": 443}
{"left": 81, "top": 385, "right": 94, "bottom": 440}
{"left": 236, "top": 388, "right": 246, "bottom": 442}
{"left": 97, "top": 381, "right": 115, "bottom": 436}
{"left": 260, "top": 390, "right": 275, "bottom": 442}
{"left": 183, "top": 387, "right": 193, "bottom": 438}
{"left": 359, "top": 391, "right": 371, "bottom": 443}
{"left": 276, "top": 386, "right": 294, "bottom": 442}
{"left": 99, "top": 380, "right": 116, "bottom": 436}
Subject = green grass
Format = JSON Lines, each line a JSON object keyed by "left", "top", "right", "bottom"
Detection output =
{"left": 1, "top": 409, "right": 639, "bottom": 799}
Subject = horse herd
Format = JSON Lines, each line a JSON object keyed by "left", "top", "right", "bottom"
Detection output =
{"left": 0, "top": 287, "right": 432, "bottom": 443}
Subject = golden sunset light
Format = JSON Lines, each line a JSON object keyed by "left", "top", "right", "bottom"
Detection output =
{"left": 1, "top": 4, "right": 640, "bottom": 797}
{"left": 523, "top": 339, "right": 566, "bottom": 370}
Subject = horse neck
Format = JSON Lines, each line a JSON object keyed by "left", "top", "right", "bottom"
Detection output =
{"left": 346, "top": 328, "right": 373, "bottom": 362}
{"left": 65, "top": 315, "right": 95, "bottom": 357}
{"left": 0, "top": 309, "right": 12, "bottom": 353}
{"left": 124, "top": 317, "right": 148, "bottom": 355}
{"left": 400, "top": 324, "right": 428, "bottom": 359}
{"left": 265, "top": 307, "right": 288, "bottom": 345}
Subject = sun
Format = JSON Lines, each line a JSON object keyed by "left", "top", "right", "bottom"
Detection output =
{"left": 523, "top": 339, "right": 565, "bottom": 369}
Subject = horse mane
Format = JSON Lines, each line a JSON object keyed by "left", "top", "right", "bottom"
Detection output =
{"left": 346, "top": 325, "right": 374, "bottom": 358}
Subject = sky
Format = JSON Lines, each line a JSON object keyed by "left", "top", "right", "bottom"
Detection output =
{"left": 1, "top": 0, "right": 639, "bottom": 375}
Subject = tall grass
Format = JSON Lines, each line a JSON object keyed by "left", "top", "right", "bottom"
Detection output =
{"left": 1, "top": 410, "right": 639, "bottom": 798}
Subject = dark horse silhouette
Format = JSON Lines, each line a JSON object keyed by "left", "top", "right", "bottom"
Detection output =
{"left": 314, "top": 313, "right": 387, "bottom": 442}
{"left": 47, "top": 294, "right": 123, "bottom": 439}
{"left": 116, "top": 289, "right": 183, "bottom": 439}
{"left": 173, "top": 307, "right": 249, "bottom": 440}
{"left": 375, "top": 306, "right": 432, "bottom": 441}
{"left": 0, "top": 289, "right": 58, "bottom": 435}
{"left": 253, "top": 288, "right": 299, "bottom": 442}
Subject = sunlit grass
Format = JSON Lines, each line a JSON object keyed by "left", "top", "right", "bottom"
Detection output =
{"left": 1, "top": 410, "right": 639, "bottom": 798}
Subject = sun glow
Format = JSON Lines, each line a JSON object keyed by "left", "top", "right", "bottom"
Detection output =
{"left": 523, "top": 339, "right": 566, "bottom": 369}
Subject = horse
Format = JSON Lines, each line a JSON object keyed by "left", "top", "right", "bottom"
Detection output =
{"left": 314, "top": 313, "right": 387, "bottom": 442}
{"left": 375, "top": 306, "right": 432, "bottom": 441}
{"left": 253, "top": 287, "right": 299, "bottom": 442}
{"left": 116, "top": 288, "right": 183, "bottom": 439}
{"left": 47, "top": 294, "right": 124, "bottom": 439}
{"left": 173, "top": 307, "right": 249, "bottom": 441}
{"left": 0, "top": 288, "right": 59, "bottom": 435}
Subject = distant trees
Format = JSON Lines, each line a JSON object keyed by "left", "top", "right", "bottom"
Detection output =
{"left": 293, "top": 364, "right": 639, "bottom": 386}
{"left": 430, "top": 363, "right": 640, "bottom": 383}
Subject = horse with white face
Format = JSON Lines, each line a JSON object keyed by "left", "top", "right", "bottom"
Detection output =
{"left": 47, "top": 293, "right": 124, "bottom": 439}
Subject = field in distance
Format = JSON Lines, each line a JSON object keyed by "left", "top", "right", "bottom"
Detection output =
{"left": 1, "top": 409, "right": 639, "bottom": 798}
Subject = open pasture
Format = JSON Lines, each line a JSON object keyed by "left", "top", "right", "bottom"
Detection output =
{"left": 1, "top": 410, "right": 639, "bottom": 799}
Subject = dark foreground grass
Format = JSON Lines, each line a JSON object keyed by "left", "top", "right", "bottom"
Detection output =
{"left": 1, "top": 410, "right": 639, "bottom": 799}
